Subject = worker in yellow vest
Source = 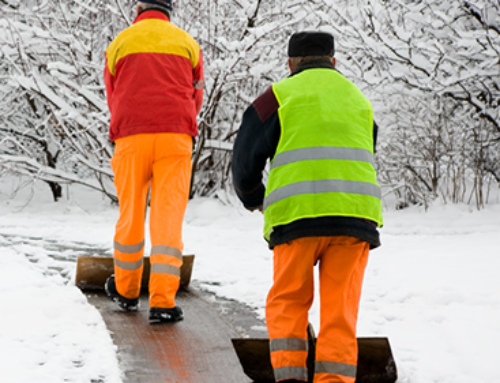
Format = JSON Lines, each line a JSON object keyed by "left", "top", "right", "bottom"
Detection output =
{"left": 232, "top": 31, "right": 383, "bottom": 383}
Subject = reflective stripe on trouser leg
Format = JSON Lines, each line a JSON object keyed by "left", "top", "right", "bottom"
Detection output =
{"left": 315, "top": 361, "right": 356, "bottom": 381}
{"left": 270, "top": 338, "right": 308, "bottom": 353}
{"left": 113, "top": 241, "right": 145, "bottom": 299}
{"left": 111, "top": 135, "right": 153, "bottom": 300}
{"left": 274, "top": 366, "right": 308, "bottom": 382}
{"left": 150, "top": 249, "right": 183, "bottom": 308}
{"left": 266, "top": 238, "right": 318, "bottom": 382}
{"left": 149, "top": 133, "right": 192, "bottom": 309}
{"left": 314, "top": 236, "right": 369, "bottom": 383}
{"left": 270, "top": 338, "right": 308, "bottom": 381}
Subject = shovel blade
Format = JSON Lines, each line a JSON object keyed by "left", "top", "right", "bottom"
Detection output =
{"left": 75, "top": 255, "right": 195, "bottom": 291}
{"left": 231, "top": 337, "right": 397, "bottom": 383}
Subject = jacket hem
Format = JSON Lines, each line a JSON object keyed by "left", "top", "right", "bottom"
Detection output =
{"left": 268, "top": 217, "right": 381, "bottom": 250}
{"left": 110, "top": 125, "right": 197, "bottom": 142}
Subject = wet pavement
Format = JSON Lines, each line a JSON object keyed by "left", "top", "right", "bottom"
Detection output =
{"left": 88, "top": 290, "right": 252, "bottom": 383}
{"left": 2, "top": 233, "right": 268, "bottom": 382}
{"left": 1, "top": 232, "right": 267, "bottom": 338}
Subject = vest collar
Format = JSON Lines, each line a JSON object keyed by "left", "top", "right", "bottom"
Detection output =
{"left": 133, "top": 9, "right": 170, "bottom": 24}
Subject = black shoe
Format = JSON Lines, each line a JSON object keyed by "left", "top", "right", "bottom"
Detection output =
{"left": 104, "top": 275, "right": 139, "bottom": 312}
{"left": 149, "top": 306, "right": 184, "bottom": 323}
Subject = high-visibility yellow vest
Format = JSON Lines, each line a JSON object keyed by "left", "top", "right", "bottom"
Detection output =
{"left": 263, "top": 69, "right": 383, "bottom": 240}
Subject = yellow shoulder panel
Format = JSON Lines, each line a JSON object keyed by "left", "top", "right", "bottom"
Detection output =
{"left": 105, "top": 19, "right": 200, "bottom": 76}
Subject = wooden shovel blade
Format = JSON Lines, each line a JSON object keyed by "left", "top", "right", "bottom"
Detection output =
{"left": 231, "top": 337, "right": 397, "bottom": 383}
{"left": 75, "top": 255, "right": 195, "bottom": 291}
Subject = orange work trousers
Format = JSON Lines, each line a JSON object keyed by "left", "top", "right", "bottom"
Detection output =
{"left": 266, "top": 236, "right": 369, "bottom": 383}
{"left": 111, "top": 133, "right": 192, "bottom": 309}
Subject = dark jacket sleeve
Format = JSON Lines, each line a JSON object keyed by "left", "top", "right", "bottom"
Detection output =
{"left": 232, "top": 85, "right": 379, "bottom": 209}
{"left": 232, "top": 86, "right": 280, "bottom": 210}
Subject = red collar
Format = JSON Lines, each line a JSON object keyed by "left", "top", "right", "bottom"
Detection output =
{"left": 133, "top": 10, "right": 170, "bottom": 24}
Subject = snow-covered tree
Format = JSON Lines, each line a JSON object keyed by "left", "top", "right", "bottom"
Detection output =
{"left": 316, "top": 0, "right": 500, "bottom": 207}
{"left": 175, "top": 0, "right": 308, "bottom": 196}
{"left": 0, "top": 0, "right": 305, "bottom": 200}
{"left": 0, "top": 0, "right": 127, "bottom": 201}
{"left": 1, "top": 0, "right": 498, "bottom": 208}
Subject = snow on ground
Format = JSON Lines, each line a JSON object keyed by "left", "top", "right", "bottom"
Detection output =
{"left": 0, "top": 244, "right": 121, "bottom": 383}
{"left": 0, "top": 176, "right": 499, "bottom": 383}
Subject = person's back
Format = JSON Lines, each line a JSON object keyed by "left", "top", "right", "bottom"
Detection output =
{"left": 264, "top": 67, "right": 382, "bottom": 240}
{"left": 104, "top": 3, "right": 203, "bottom": 141}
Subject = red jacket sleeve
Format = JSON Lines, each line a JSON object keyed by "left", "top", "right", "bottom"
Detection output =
{"left": 193, "top": 49, "right": 204, "bottom": 115}
{"left": 104, "top": 53, "right": 114, "bottom": 112}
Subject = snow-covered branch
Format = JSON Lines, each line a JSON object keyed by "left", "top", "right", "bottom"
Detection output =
{"left": 1, "top": 0, "right": 498, "bottom": 208}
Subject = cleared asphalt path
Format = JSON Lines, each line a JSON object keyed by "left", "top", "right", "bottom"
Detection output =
{"left": 87, "top": 289, "right": 251, "bottom": 383}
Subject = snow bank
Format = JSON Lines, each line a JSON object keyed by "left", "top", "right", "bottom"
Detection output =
{"left": 0, "top": 242, "right": 121, "bottom": 383}
{"left": 0, "top": 177, "right": 499, "bottom": 383}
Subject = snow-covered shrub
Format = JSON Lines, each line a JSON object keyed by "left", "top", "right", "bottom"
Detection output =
{"left": 0, "top": 0, "right": 498, "bottom": 209}
{"left": 0, "top": 0, "right": 128, "bottom": 201}
{"left": 328, "top": 0, "right": 500, "bottom": 208}
{"left": 176, "top": 0, "right": 304, "bottom": 196}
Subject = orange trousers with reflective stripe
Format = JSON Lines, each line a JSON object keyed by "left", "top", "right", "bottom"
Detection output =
{"left": 111, "top": 133, "right": 192, "bottom": 309}
{"left": 266, "top": 236, "right": 369, "bottom": 383}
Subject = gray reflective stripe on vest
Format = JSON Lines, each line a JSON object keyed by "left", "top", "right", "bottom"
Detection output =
{"left": 271, "top": 147, "right": 374, "bottom": 170}
{"left": 315, "top": 361, "right": 357, "bottom": 378}
{"left": 150, "top": 263, "right": 181, "bottom": 277}
{"left": 114, "top": 258, "right": 143, "bottom": 271}
{"left": 264, "top": 179, "right": 381, "bottom": 211}
{"left": 274, "top": 366, "right": 308, "bottom": 381}
{"left": 270, "top": 338, "right": 308, "bottom": 352}
{"left": 114, "top": 240, "right": 145, "bottom": 254}
{"left": 150, "top": 245, "right": 182, "bottom": 260}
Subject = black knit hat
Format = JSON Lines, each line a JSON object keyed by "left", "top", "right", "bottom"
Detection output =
{"left": 137, "top": 0, "right": 173, "bottom": 12}
{"left": 288, "top": 31, "right": 335, "bottom": 57}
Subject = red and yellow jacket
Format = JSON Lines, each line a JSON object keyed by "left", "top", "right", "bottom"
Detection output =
{"left": 104, "top": 10, "right": 204, "bottom": 142}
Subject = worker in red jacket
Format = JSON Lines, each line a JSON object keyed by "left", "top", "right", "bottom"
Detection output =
{"left": 103, "top": 0, "right": 204, "bottom": 323}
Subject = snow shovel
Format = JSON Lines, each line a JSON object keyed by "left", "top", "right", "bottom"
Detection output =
{"left": 75, "top": 255, "right": 195, "bottom": 291}
{"left": 232, "top": 325, "right": 397, "bottom": 383}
